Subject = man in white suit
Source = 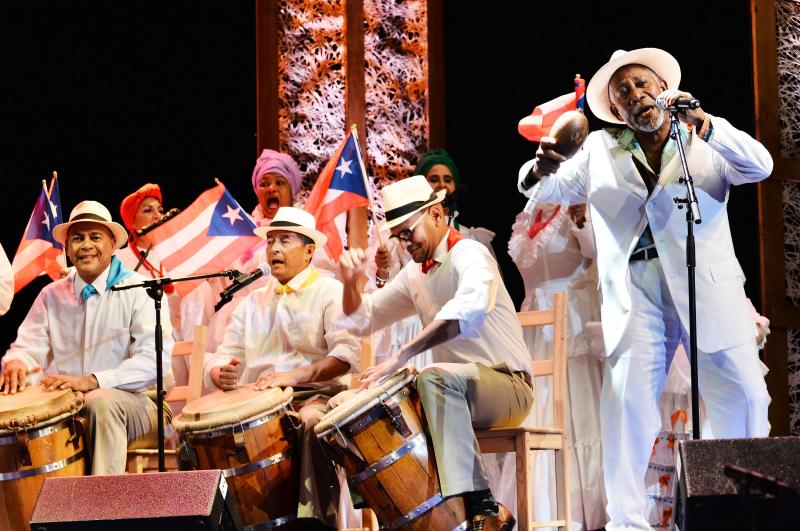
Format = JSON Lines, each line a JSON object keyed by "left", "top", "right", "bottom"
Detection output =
{"left": 518, "top": 48, "right": 773, "bottom": 530}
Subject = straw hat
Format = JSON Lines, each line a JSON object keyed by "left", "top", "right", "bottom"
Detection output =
{"left": 253, "top": 206, "right": 327, "bottom": 247}
{"left": 52, "top": 200, "right": 128, "bottom": 249}
{"left": 381, "top": 175, "right": 446, "bottom": 228}
{"left": 586, "top": 48, "right": 681, "bottom": 124}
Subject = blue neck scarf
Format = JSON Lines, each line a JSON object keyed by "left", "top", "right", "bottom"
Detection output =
{"left": 81, "top": 256, "right": 134, "bottom": 301}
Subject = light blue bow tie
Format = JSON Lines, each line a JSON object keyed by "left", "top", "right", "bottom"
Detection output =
{"left": 81, "top": 284, "right": 98, "bottom": 301}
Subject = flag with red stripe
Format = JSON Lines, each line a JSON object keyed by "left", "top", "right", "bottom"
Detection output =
{"left": 304, "top": 130, "right": 371, "bottom": 261}
{"left": 518, "top": 75, "right": 587, "bottom": 142}
{"left": 147, "top": 182, "right": 261, "bottom": 297}
{"left": 12, "top": 177, "right": 64, "bottom": 293}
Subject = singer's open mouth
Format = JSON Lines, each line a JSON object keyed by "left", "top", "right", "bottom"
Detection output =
{"left": 635, "top": 105, "right": 654, "bottom": 118}
{"left": 267, "top": 197, "right": 280, "bottom": 209}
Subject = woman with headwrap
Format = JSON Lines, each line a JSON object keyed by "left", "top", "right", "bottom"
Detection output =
{"left": 202, "top": 149, "right": 304, "bottom": 353}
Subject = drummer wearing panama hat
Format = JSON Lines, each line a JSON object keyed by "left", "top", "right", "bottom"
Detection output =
{"left": 205, "top": 207, "right": 359, "bottom": 530}
{"left": 339, "top": 175, "right": 533, "bottom": 529}
{"left": 518, "top": 48, "right": 773, "bottom": 529}
{"left": 2, "top": 200, "right": 174, "bottom": 475}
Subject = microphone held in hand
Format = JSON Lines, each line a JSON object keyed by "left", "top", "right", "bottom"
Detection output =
{"left": 215, "top": 263, "right": 271, "bottom": 311}
{"left": 655, "top": 97, "right": 701, "bottom": 112}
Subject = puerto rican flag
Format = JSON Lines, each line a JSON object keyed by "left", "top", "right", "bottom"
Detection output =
{"left": 304, "top": 129, "right": 371, "bottom": 260}
{"left": 147, "top": 182, "right": 261, "bottom": 297}
{"left": 518, "top": 75, "right": 587, "bottom": 142}
{"left": 12, "top": 176, "right": 64, "bottom": 293}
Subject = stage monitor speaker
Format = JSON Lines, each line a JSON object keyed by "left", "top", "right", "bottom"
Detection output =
{"left": 677, "top": 437, "right": 800, "bottom": 531}
{"left": 29, "top": 469, "right": 242, "bottom": 531}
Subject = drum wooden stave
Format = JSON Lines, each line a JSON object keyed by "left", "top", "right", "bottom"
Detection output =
{"left": 0, "top": 386, "right": 87, "bottom": 530}
{"left": 173, "top": 384, "right": 300, "bottom": 530}
{"left": 315, "top": 369, "right": 468, "bottom": 530}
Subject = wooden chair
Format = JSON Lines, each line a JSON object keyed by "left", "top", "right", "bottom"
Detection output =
{"left": 126, "top": 324, "right": 207, "bottom": 473}
{"left": 475, "top": 292, "right": 570, "bottom": 531}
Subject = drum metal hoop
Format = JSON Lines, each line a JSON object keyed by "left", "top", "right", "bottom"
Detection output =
{"left": 183, "top": 407, "right": 285, "bottom": 440}
{"left": 337, "top": 388, "right": 412, "bottom": 439}
{"left": 387, "top": 492, "right": 448, "bottom": 530}
{"left": 0, "top": 417, "right": 75, "bottom": 446}
{"left": 242, "top": 513, "right": 296, "bottom": 530}
{"left": 350, "top": 431, "right": 426, "bottom": 486}
{"left": 222, "top": 446, "right": 294, "bottom": 479}
{"left": 0, "top": 449, "right": 85, "bottom": 481}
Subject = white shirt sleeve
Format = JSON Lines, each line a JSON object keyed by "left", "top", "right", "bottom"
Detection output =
{"left": 203, "top": 294, "right": 249, "bottom": 389}
{"left": 706, "top": 114, "right": 773, "bottom": 185}
{"left": 0, "top": 243, "right": 13, "bottom": 316}
{"left": 321, "top": 282, "right": 361, "bottom": 371}
{"left": 434, "top": 243, "right": 498, "bottom": 338}
{"left": 337, "top": 264, "right": 418, "bottom": 337}
{"left": 3, "top": 291, "right": 53, "bottom": 371}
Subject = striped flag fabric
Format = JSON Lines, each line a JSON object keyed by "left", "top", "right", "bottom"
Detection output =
{"left": 11, "top": 177, "right": 64, "bottom": 293}
{"left": 304, "top": 128, "right": 371, "bottom": 261}
{"left": 147, "top": 182, "right": 261, "bottom": 297}
{"left": 518, "top": 74, "right": 587, "bottom": 142}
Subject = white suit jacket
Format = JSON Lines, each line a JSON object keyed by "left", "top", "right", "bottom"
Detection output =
{"left": 518, "top": 115, "right": 773, "bottom": 355}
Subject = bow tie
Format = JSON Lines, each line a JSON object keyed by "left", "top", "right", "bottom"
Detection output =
{"left": 81, "top": 284, "right": 98, "bottom": 301}
{"left": 274, "top": 284, "right": 294, "bottom": 296}
{"left": 421, "top": 258, "right": 438, "bottom": 274}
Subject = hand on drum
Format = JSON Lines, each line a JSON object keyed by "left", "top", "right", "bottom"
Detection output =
{"left": 360, "top": 353, "right": 405, "bottom": 387}
{"left": 1, "top": 360, "right": 33, "bottom": 394}
{"left": 254, "top": 371, "right": 299, "bottom": 391}
{"left": 41, "top": 373, "right": 98, "bottom": 393}
{"left": 211, "top": 358, "right": 242, "bottom": 391}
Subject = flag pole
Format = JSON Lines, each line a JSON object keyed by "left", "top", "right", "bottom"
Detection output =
{"left": 350, "top": 124, "right": 384, "bottom": 248}
{"left": 48, "top": 171, "right": 66, "bottom": 268}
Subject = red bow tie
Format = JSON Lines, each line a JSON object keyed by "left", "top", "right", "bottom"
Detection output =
{"left": 421, "top": 258, "right": 438, "bottom": 274}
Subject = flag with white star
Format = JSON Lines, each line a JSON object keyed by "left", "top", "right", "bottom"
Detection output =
{"left": 147, "top": 182, "right": 261, "bottom": 296}
{"left": 304, "top": 130, "right": 371, "bottom": 260}
{"left": 11, "top": 176, "right": 65, "bottom": 293}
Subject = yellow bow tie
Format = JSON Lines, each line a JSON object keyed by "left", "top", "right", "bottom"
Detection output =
{"left": 274, "top": 284, "right": 294, "bottom": 296}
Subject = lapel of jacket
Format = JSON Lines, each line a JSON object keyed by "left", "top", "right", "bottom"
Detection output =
{"left": 610, "top": 143, "right": 648, "bottom": 202}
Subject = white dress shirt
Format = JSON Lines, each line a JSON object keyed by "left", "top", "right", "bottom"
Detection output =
{"left": 0, "top": 242, "right": 13, "bottom": 316}
{"left": 3, "top": 265, "right": 173, "bottom": 390}
{"left": 340, "top": 234, "right": 532, "bottom": 377}
{"left": 204, "top": 265, "right": 361, "bottom": 388}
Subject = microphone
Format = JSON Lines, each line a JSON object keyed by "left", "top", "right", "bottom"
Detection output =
{"left": 655, "top": 97, "right": 701, "bottom": 112}
{"left": 215, "top": 263, "right": 271, "bottom": 311}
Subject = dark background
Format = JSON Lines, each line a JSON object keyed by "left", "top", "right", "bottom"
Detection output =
{"left": 0, "top": 1, "right": 759, "bottom": 351}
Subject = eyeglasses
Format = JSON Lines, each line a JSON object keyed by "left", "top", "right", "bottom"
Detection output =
{"left": 391, "top": 212, "right": 427, "bottom": 243}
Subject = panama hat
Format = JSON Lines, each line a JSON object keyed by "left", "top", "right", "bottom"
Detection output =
{"left": 52, "top": 200, "right": 129, "bottom": 249}
{"left": 254, "top": 206, "right": 327, "bottom": 247}
{"left": 586, "top": 48, "right": 681, "bottom": 124}
{"left": 381, "top": 175, "right": 446, "bottom": 228}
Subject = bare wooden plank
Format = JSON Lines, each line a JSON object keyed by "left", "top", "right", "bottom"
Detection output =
{"left": 255, "top": 0, "right": 280, "bottom": 153}
{"left": 345, "top": 0, "right": 368, "bottom": 252}
{"left": 517, "top": 310, "right": 555, "bottom": 327}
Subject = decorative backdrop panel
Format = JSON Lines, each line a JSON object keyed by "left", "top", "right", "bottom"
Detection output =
{"left": 363, "top": 0, "right": 429, "bottom": 184}
{"left": 778, "top": 0, "right": 800, "bottom": 435}
{"left": 277, "top": 0, "right": 346, "bottom": 190}
{"left": 776, "top": 0, "right": 800, "bottom": 160}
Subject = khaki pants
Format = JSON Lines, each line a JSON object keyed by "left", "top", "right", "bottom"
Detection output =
{"left": 416, "top": 362, "right": 533, "bottom": 496}
{"left": 84, "top": 388, "right": 158, "bottom": 475}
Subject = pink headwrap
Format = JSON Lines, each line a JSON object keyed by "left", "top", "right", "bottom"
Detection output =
{"left": 251, "top": 149, "right": 302, "bottom": 198}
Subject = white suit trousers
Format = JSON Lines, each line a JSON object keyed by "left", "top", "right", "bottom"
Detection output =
{"left": 601, "top": 258, "right": 771, "bottom": 530}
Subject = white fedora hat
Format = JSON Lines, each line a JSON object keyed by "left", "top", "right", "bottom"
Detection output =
{"left": 52, "top": 200, "right": 129, "bottom": 249}
{"left": 254, "top": 206, "right": 328, "bottom": 247}
{"left": 586, "top": 48, "right": 681, "bottom": 124}
{"left": 381, "top": 175, "right": 446, "bottom": 229}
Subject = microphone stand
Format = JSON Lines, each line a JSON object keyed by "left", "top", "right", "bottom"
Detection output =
{"left": 668, "top": 109, "right": 703, "bottom": 440}
{"left": 111, "top": 269, "right": 241, "bottom": 471}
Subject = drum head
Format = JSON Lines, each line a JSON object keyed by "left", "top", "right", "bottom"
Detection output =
{"left": 0, "top": 386, "right": 83, "bottom": 431}
{"left": 173, "top": 384, "right": 293, "bottom": 433}
{"left": 315, "top": 367, "right": 416, "bottom": 436}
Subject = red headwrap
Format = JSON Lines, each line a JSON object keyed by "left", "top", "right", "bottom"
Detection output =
{"left": 120, "top": 183, "right": 162, "bottom": 232}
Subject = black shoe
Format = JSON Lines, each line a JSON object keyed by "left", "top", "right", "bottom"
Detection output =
{"left": 469, "top": 502, "right": 516, "bottom": 531}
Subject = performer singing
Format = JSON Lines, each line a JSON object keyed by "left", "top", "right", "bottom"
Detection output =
{"left": 518, "top": 48, "right": 772, "bottom": 530}
{"left": 1, "top": 200, "right": 173, "bottom": 474}
{"left": 339, "top": 175, "right": 531, "bottom": 530}
{"left": 204, "top": 207, "right": 360, "bottom": 531}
